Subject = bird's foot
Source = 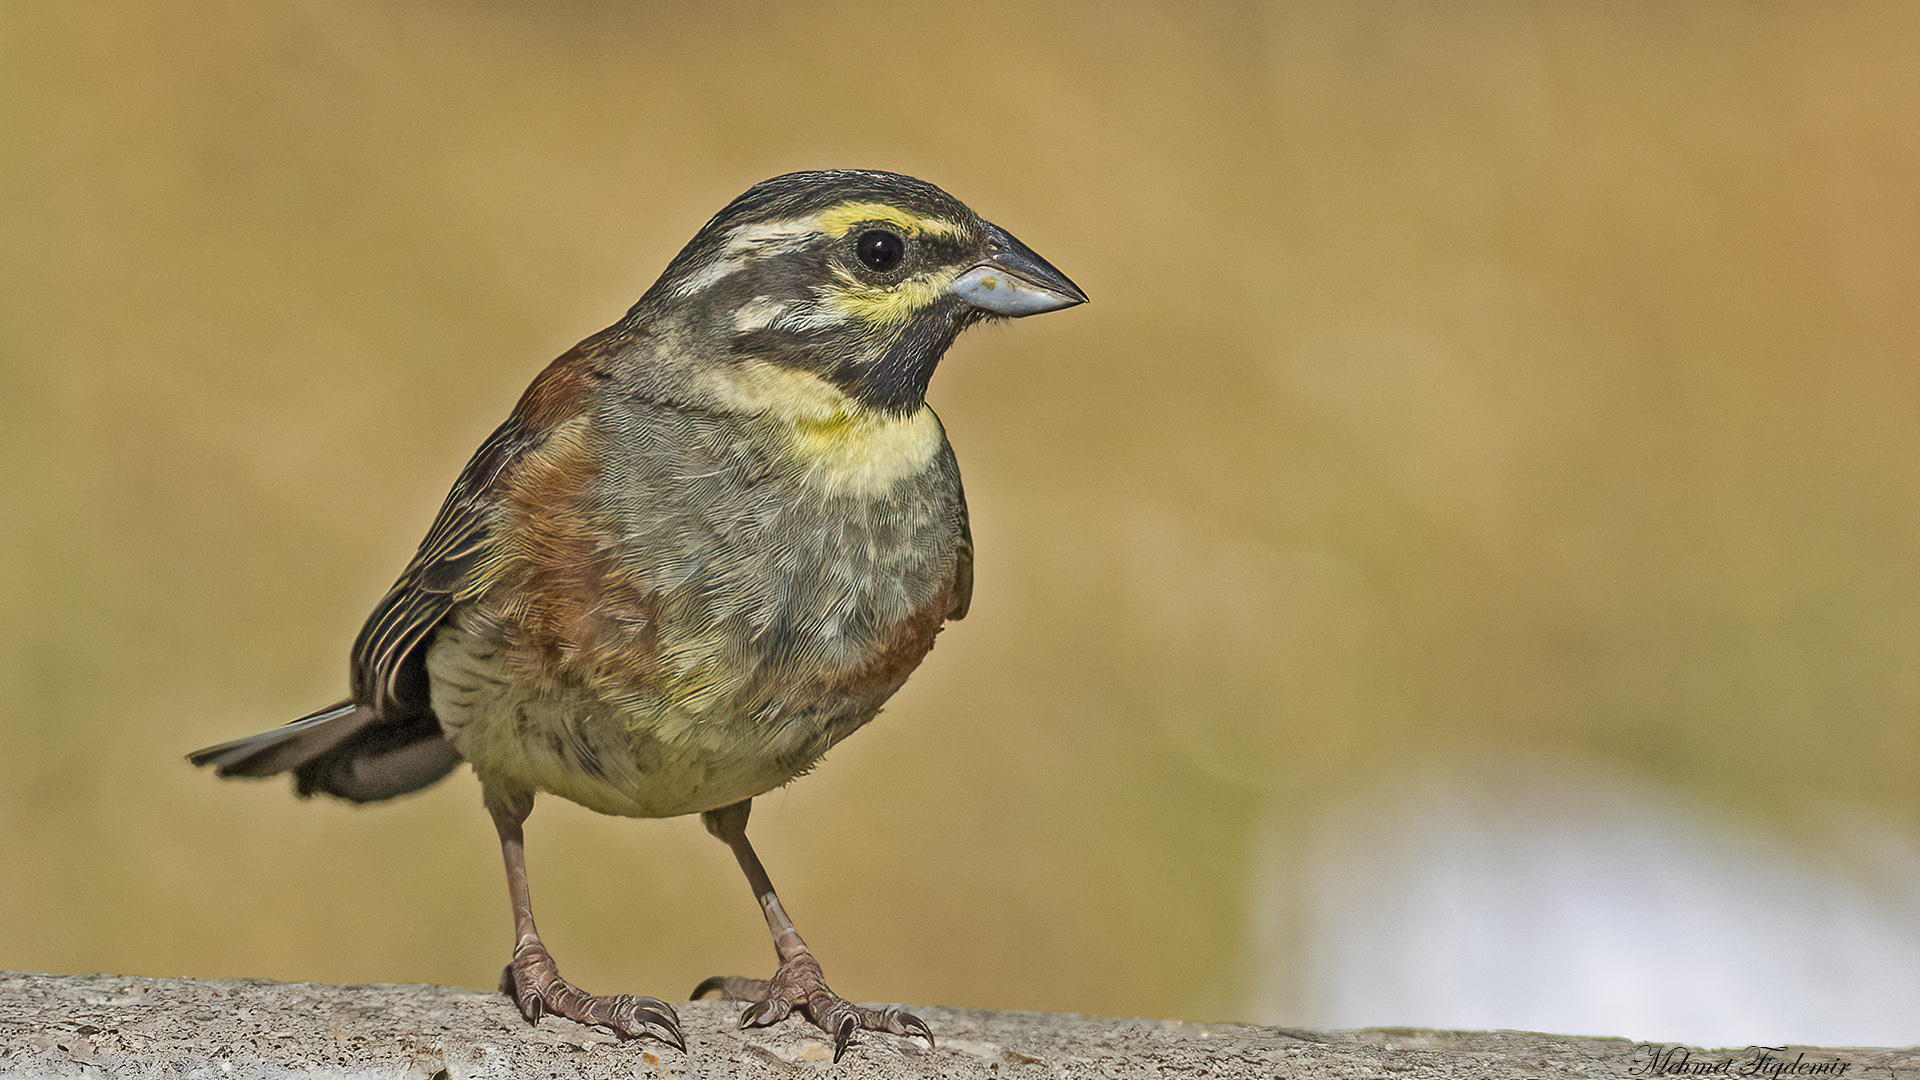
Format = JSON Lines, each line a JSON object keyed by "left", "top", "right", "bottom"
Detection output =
{"left": 500, "top": 939, "right": 685, "bottom": 1051}
{"left": 693, "top": 954, "right": 932, "bottom": 1061}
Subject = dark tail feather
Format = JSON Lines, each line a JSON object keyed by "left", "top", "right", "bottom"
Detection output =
{"left": 188, "top": 701, "right": 462, "bottom": 804}
{"left": 188, "top": 701, "right": 377, "bottom": 777}
{"left": 292, "top": 716, "right": 462, "bottom": 803}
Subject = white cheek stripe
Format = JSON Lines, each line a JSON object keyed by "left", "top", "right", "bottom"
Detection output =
{"left": 672, "top": 256, "right": 746, "bottom": 297}
{"left": 671, "top": 219, "right": 819, "bottom": 298}
{"left": 731, "top": 296, "right": 789, "bottom": 332}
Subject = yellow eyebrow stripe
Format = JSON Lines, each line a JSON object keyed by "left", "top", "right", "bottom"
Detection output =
{"left": 814, "top": 201, "right": 966, "bottom": 241}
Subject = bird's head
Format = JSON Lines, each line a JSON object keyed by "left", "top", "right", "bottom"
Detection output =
{"left": 631, "top": 170, "right": 1086, "bottom": 417}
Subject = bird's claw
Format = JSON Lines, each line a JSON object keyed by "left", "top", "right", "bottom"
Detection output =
{"left": 737, "top": 994, "right": 791, "bottom": 1030}
{"left": 596, "top": 995, "right": 687, "bottom": 1052}
{"left": 832, "top": 1012, "right": 859, "bottom": 1062}
{"left": 884, "top": 1005, "right": 936, "bottom": 1049}
{"left": 692, "top": 954, "right": 933, "bottom": 1059}
{"left": 500, "top": 941, "right": 685, "bottom": 1051}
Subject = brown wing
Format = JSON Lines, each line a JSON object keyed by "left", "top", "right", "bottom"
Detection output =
{"left": 186, "top": 331, "right": 625, "bottom": 802}
{"left": 350, "top": 333, "right": 620, "bottom": 712}
{"left": 348, "top": 413, "right": 538, "bottom": 710}
{"left": 302, "top": 336, "right": 622, "bottom": 800}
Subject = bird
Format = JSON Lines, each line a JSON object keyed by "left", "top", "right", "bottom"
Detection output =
{"left": 187, "top": 169, "right": 1086, "bottom": 1060}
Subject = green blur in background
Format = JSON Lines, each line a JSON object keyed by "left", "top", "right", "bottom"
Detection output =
{"left": 2, "top": 0, "right": 1918, "bottom": 1029}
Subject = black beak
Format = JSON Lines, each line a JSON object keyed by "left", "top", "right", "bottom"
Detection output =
{"left": 952, "top": 223, "right": 1088, "bottom": 316}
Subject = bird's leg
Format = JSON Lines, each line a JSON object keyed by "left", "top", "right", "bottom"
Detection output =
{"left": 691, "top": 798, "right": 932, "bottom": 1061}
{"left": 488, "top": 787, "right": 684, "bottom": 1050}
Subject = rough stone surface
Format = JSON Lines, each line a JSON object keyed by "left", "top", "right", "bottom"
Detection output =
{"left": 2, "top": 972, "right": 1915, "bottom": 1078}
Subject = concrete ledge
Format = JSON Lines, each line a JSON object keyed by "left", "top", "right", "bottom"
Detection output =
{"left": 2, "top": 972, "right": 1915, "bottom": 1078}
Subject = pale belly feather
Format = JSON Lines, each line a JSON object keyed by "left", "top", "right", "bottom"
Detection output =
{"left": 427, "top": 620, "right": 833, "bottom": 818}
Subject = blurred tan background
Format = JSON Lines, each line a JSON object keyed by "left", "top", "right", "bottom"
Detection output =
{"left": 5, "top": 0, "right": 1920, "bottom": 1045}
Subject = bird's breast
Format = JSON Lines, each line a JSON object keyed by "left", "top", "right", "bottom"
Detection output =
{"left": 433, "top": 398, "right": 967, "bottom": 817}
{"left": 601, "top": 404, "right": 963, "bottom": 706}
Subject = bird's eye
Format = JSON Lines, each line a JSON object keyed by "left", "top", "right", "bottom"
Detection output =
{"left": 855, "top": 230, "right": 906, "bottom": 272}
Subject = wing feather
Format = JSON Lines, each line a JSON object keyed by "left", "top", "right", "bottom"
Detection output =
{"left": 350, "top": 340, "right": 615, "bottom": 711}
{"left": 948, "top": 512, "right": 974, "bottom": 621}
